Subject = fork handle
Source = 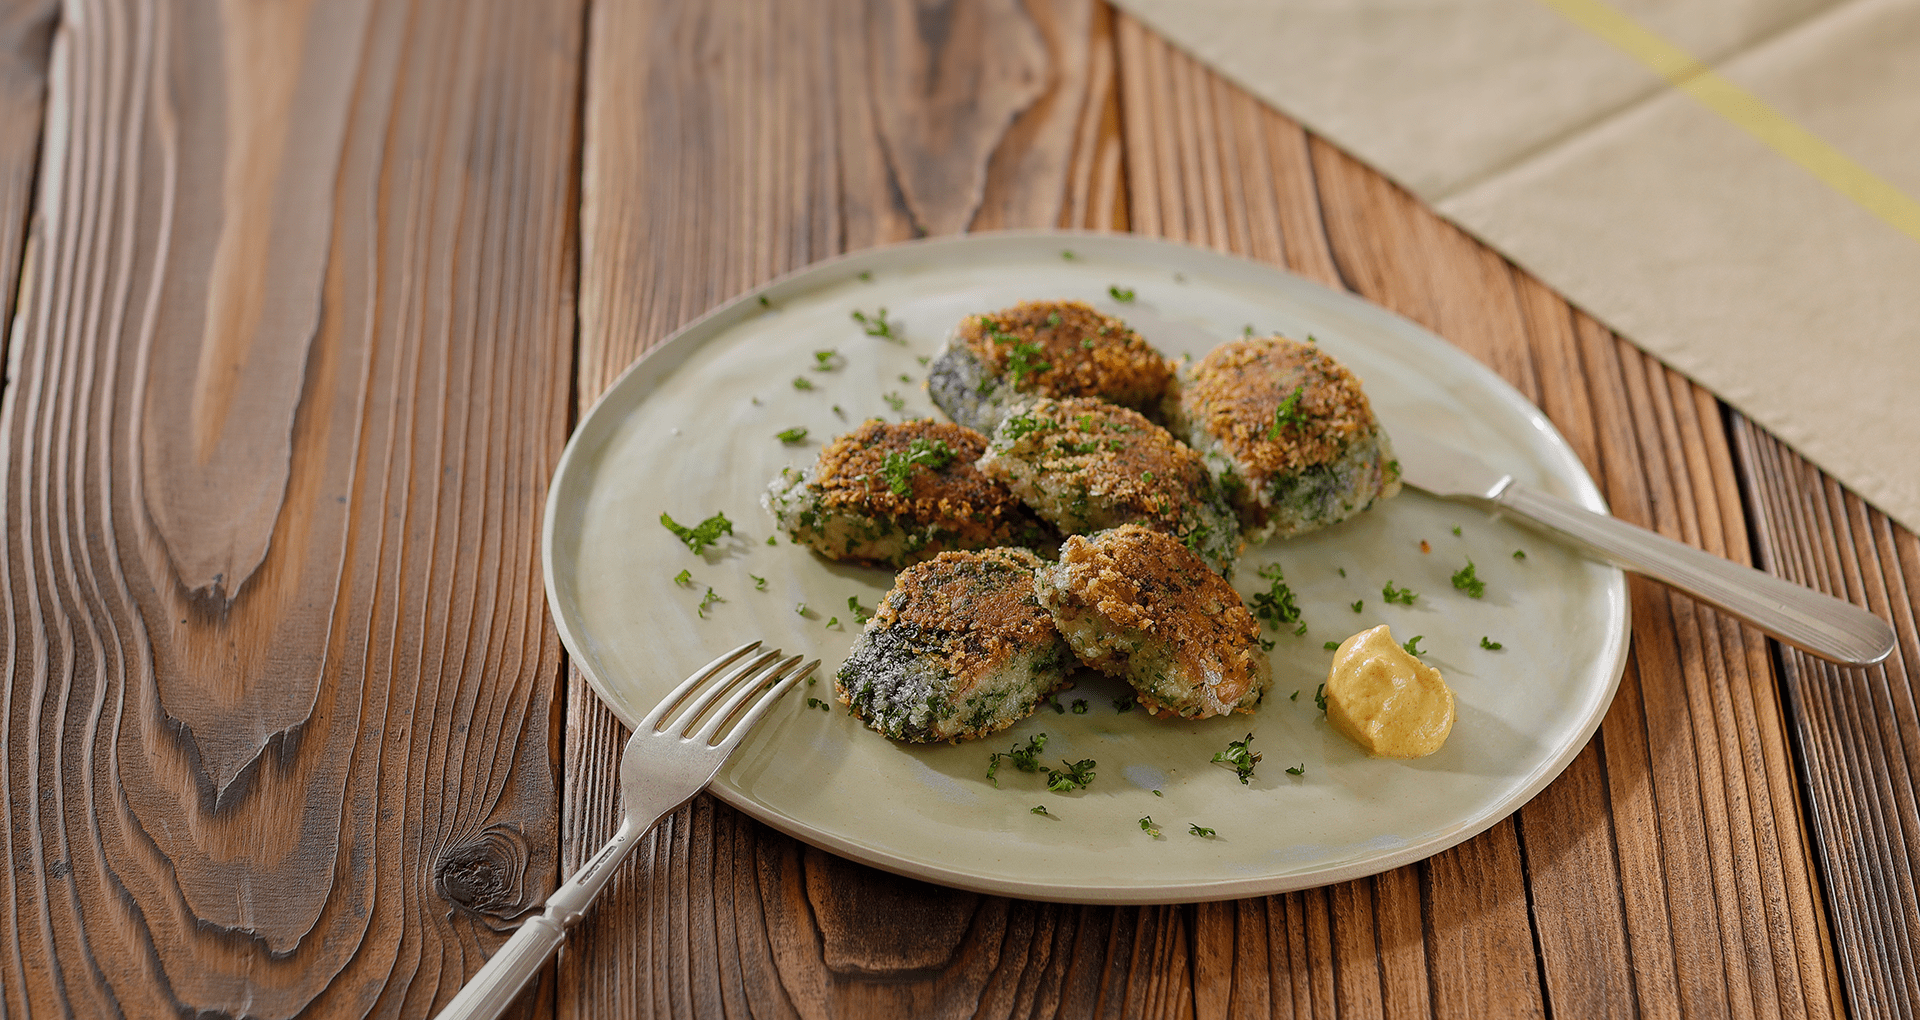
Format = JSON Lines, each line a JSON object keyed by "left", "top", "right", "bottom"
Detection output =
{"left": 432, "top": 814, "right": 649, "bottom": 1020}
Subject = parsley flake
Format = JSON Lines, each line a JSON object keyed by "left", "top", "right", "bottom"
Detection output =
{"left": 1250, "top": 563, "right": 1302, "bottom": 630}
{"left": 791, "top": 376, "right": 814, "bottom": 391}
{"left": 1452, "top": 525, "right": 1462, "bottom": 536}
{"left": 1481, "top": 636, "right": 1504, "bottom": 650}
{"left": 1212, "top": 733, "right": 1261, "bottom": 785}
{"left": 1351, "top": 599, "right": 1364, "bottom": 613}
{"left": 1324, "top": 641, "right": 1339, "bottom": 650}
{"left": 880, "top": 437, "right": 956, "bottom": 495}
{"left": 697, "top": 587, "right": 723, "bottom": 618}
{"left": 1285, "top": 764, "right": 1305, "bottom": 776}
{"left": 749, "top": 574, "right": 767, "bottom": 590}
{"left": 766, "top": 535, "right": 778, "bottom": 546}
{"left": 882, "top": 391, "right": 907, "bottom": 413}
{"left": 1139, "top": 816, "right": 1162, "bottom": 837}
{"left": 1006, "top": 342, "right": 1051, "bottom": 387}
{"left": 1382, "top": 580, "right": 1417, "bottom": 605}
{"left": 847, "top": 596, "right": 873, "bottom": 624}
{"left": 806, "top": 697, "right": 830, "bottom": 711}
{"left": 1314, "top": 684, "right": 1327, "bottom": 713}
{"left": 852, "top": 307, "right": 901, "bottom": 340}
{"left": 674, "top": 569, "right": 693, "bottom": 586}
{"left": 1402, "top": 635, "right": 1425, "bottom": 656}
{"left": 1189, "top": 823, "right": 1216, "bottom": 838}
{"left": 987, "top": 733, "right": 1049, "bottom": 787}
{"left": 1031, "top": 805, "right": 1051, "bottom": 816}
{"left": 1266, "top": 385, "right": 1308, "bottom": 440}
{"left": 1451, "top": 560, "right": 1486, "bottom": 598}
{"left": 825, "top": 616, "right": 839, "bottom": 628}
{"left": 660, "top": 511, "right": 734, "bottom": 554}
{"left": 776, "top": 426, "right": 809, "bottom": 444}
{"left": 1112, "top": 693, "right": 1137, "bottom": 713}
{"left": 1514, "top": 549, "right": 1527, "bottom": 560}
{"left": 1109, "top": 285, "right": 1136, "bottom": 302}
{"left": 795, "top": 602, "right": 811, "bottom": 617}
{"left": 1071, "top": 699, "right": 1088, "bottom": 714}
{"left": 812, "top": 349, "right": 841, "bottom": 370}
{"left": 1045, "top": 759, "right": 1096, "bottom": 792}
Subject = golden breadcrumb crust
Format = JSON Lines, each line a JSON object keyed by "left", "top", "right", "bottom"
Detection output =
{"left": 814, "top": 421, "right": 1029, "bottom": 544}
{"left": 1000, "top": 398, "right": 1211, "bottom": 524}
{"left": 957, "top": 300, "right": 1170, "bottom": 405}
{"left": 1055, "top": 525, "right": 1264, "bottom": 712}
{"left": 1179, "top": 335, "right": 1377, "bottom": 479}
{"left": 872, "top": 548, "right": 1055, "bottom": 680}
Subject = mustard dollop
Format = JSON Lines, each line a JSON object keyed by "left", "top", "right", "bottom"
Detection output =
{"left": 1324, "top": 624, "right": 1454, "bottom": 758}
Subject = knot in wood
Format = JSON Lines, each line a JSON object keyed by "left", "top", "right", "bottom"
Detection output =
{"left": 435, "top": 825, "right": 531, "bottom": 921}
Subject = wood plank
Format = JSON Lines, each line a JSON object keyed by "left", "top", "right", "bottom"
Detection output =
{"left": 1735, "top": 417, "right": 1918, "bottom": 1020}
{"left": 0, "top": 0, "right": 583, "bottom": 1015}
{"left": 0, "top": 0, "right": 54, "bottom": 370}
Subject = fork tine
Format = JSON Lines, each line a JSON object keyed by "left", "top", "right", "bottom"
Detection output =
{"left": 638, "top": 640, "right": 761, "bottom": 731}
{"left": 660, "top": 647, "right": 782, "bottom": 734}
{"left": 709, "top": 659, "right": 819, "bottom": 751}
{"left": 693, "top": 654, "right": 810, "bottom": 745}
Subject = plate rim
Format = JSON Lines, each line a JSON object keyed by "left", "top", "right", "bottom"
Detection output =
{"left": 543, "top": 229, "right": 1631, "bottom": 903}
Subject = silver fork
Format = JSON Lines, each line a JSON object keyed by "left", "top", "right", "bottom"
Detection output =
{"left": 433, "top": 641, "right": 816, "bottom": 1020}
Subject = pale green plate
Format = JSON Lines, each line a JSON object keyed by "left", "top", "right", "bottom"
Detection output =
{"left": 544, "top": 232, "right": 1629, "bottom": 903}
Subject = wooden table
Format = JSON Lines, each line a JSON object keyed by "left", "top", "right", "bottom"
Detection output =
{"left": 3, "top": 0, "right": 1913, "bottom": 1016}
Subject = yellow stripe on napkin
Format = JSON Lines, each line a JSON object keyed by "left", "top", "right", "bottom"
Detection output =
{"left": 1535, "top": 0, "right": 1920, "bottom": 244}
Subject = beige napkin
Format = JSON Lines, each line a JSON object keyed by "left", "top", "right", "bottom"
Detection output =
{"left": 1114, "top": 0, "right": 1920, "bottom": 533}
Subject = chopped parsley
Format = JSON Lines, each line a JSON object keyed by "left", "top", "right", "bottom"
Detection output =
{"left": 1046, "top": 312, "right": 1062, "bottom": 327}
{"left": 880, "top": 437, "right": 956, "bottom": 495}
{"left": 1031, "top": 805, "right": 1051, "bottom": 816}
{"left": 750, "top": 574, "right": 768, "bottom": 590}
{"left": 660, "top": 511, "right": 734, "bottom": 554}
{"left": 1402, "top": 635, "right": 1425, "bottom": 656}
{"left": 1451, "top": 560, "right": 1486, "bottom": 598}
{"left": 1290, "top": 690, "right": 1300, "bottom": 702}
{"left": 1139, "top": 816, "right": 1162, "bottom": 837}
{"left": 697, "top": 588, "right": 723, "bottom": 618}
{"left": 758, "top": 295, "right": 771, "bottom": 308}
{"left": 1109, "top": 285, "right": 1135, "bottom": 302}
{"left": 832, "top": 404, "right": 846, "bottom": 417}
{"left": 1112, "top": 693, "right": 1137, "bottom": 713}
{"left": 1006, "top": 342, "right": 1051, "bottom": 387}
{"left": 1314, "top": 684, "right": 1327, "bottom": 712}
{"left": 1000, "top": 413, "right": 1050, "bottom": 441}
{"left": 1452, "top": 525, "right": 1462, "bottom": 536}
{"left": 1381, "top": 580, "right": 1418, "bottom": 605}
{"left": 858, "top": 271, "right": 872, "bottom": 281}
{"left": 1338, "top": 567, "right": 1347, "bottom": 578}
{"left": 1152, "top": 789, "right": 1163, "bottom": 797}
{"left": 1061, "top": 249, "right": 1076, "bottom": 259}
{"left": 813, "top": 349, "right": 841, "bottom": 370}
{"left": 1071, "top": 699, "right": 1088, "bottom": 715}
{"left": 1481, "top": 636, "right": 1504, "bottom": 650}
{"left": 1514, "top": 549, "right": 1527, "bottom": 560}
{"left": 1351, "top": 599, "right": 1364, "bottom": 613}
{"left": 1324, "top": 641, "right": 1339, "bottom": 650}
{"left": 899, "top": 373, "right": 912, "bottom": 383}
{"left": 1250, "top": 563, "right": 1302, "bottom": 629}
{"left": 1211, "top": 733, "right": 1261, "bottom": 785}
{"left": 776, "top": 426, "right": 809, "bottom": 443}
{"left": 987, "top": 733, "right": 1049, "bottom": 787}
{"left": 916, "top": 355, "right": 930, "bottom": 365}
{"left": 674, "top": 569, "right": 693, "bottom": 586}
{"left": 1285, "top": 764, "right": 1305, "bottom": 776}
{"left": 1266, "top": 385, "right": 1308, "bottom": 440}
{"left": 1292, "top": 622, "right": 1308, "bottom": 636}
{"left": 882, "top": 391, "right": 907, "bottom": 413}
{"left": 1189, "top": 823, "right": 1216, "bottom": 838}
{"left": 1257, "top": 636, "right": 1276, "bottom": 652}
{"left": 806, "top": 697, "right": 830, "bottom": 711}
{"left": 825, "top": 616, "right": 839, "bottom": 628}
{"left": 766, "top": 535, "right": 778, "bottom": 546}
{"left": 1045, "top": 759, "right": 1096, "bottom": 792}
{"left": 1048, "top": 695, "right": 1065, "bottom": 714}
{"left": 795, "top": 602, "right": 811, "bottom": 617}
{"left": 852, "top": 307, "right": 900, "bottom": 340}
{"left": 1242, "top": 324, "right": 1255, "bottom": 337}
{"left": 791, "top": 376, "right": 814, "bottom": 391}
{"left": 847, "top": 596, "right": 873, "bottom": 624}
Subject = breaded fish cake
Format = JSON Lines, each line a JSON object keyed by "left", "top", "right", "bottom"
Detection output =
{"left": 764, "top": 420, "right": 1052, "bottom": 569}
{"left": 975, "top": 397, "right": 1239, "bottom": 575}
{"left": 927, "top": 300, "right": 1172, "bottom": 433}
{"left": 1163, "top": 335, "right": 1400, "bottom": 541}
{"left": 836, "top": 548, "right": 1075, "bottom": 742}
{"left": 1036, "top": 525, "right": 1271, "bottom": 720}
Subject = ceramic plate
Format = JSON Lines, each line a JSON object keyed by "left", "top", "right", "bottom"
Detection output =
{"left": 544, "top": 232, "right": 1629, "bottom": 903}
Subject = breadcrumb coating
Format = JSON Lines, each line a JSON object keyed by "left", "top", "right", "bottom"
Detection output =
{"left": 813, "top": 420, "right": 1036, "bottom": 547}
{"left": 955, "top": 300, "right": 1171, "bottom": 408}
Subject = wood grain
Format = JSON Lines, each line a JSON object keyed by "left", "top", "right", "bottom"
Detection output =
{"left": 0, "top": 0, "right": 55, "bottom": 367}
{"left": 1736, "top": 417, "right": 1919, "bottom": 1020}
{"left": 0, "top": 0, "right": 581, "bottom": 1015}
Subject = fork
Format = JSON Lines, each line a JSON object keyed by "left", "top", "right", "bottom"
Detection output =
{"left": 433, "top": 641, "right": 816, "bottom": 1020}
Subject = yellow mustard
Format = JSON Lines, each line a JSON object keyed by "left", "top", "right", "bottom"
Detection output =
{"left": 1324, "top": 624, "right": 1454, "bottom": 758}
